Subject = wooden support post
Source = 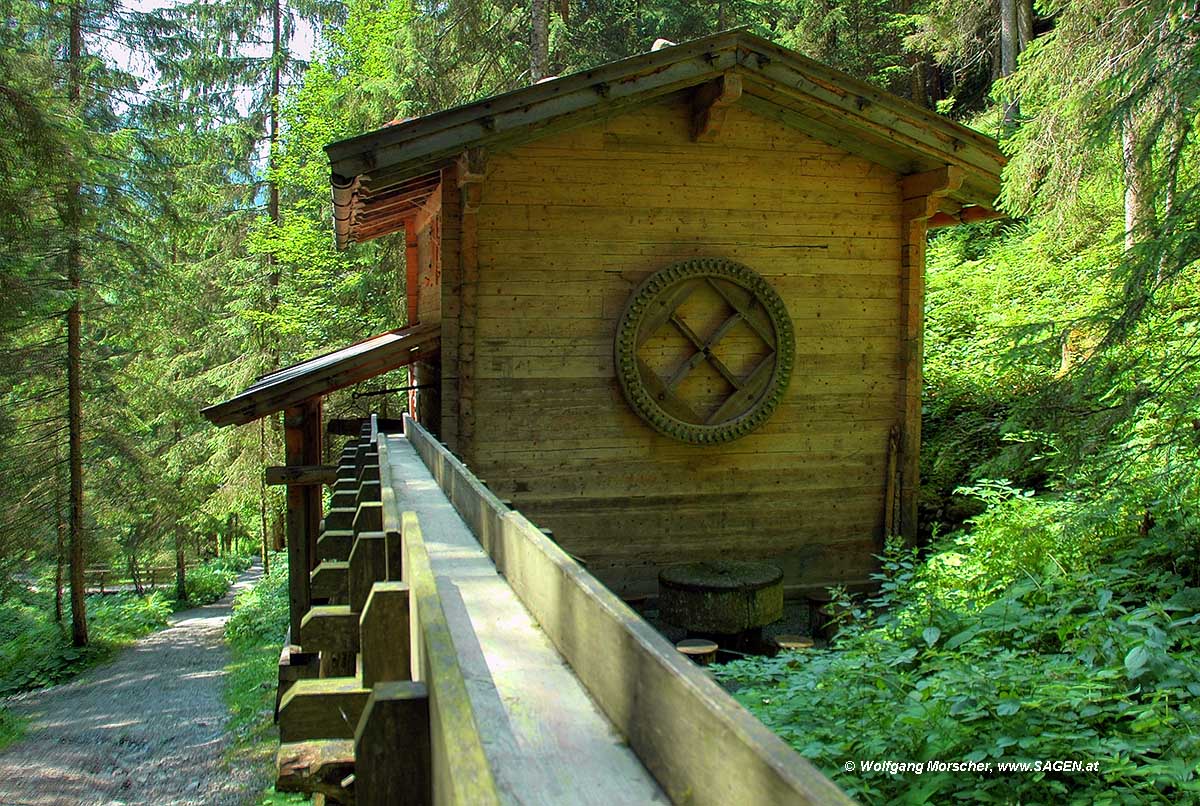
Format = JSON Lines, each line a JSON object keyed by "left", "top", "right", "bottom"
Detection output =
{"left": 359, "top": 582, "right": 412, "bottom": 688}
{"left": 897, "top": 166, "right": 963, "bottom": 542}
{"left": 349, "top": 532, "right": 388, "bottom": 615}
{"left": 284, "top": 399, "right": 323, "bottom": 640}
{"left": 456, "top": 148, "right": 486, "bottom": 465}
{"left": 354, "top": 682, "right": 431, "bottom": 806}
{"left": 405, "top": 218, "right": 420, "bottom": 326}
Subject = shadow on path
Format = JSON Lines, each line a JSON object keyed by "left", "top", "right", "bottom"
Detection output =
{"left": 0, "top": 564, "right": 265, "bottom": 806}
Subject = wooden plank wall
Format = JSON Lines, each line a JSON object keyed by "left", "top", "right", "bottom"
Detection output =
{"left": 464, "top": 95, "right": 903, "bottom": 597}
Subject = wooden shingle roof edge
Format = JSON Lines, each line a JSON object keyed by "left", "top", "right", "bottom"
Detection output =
{"left": 326, "top": 29, "right": 1006, "bottom": 248}
{"left": 201, "top": 322, "right": 439, "bottom": 427}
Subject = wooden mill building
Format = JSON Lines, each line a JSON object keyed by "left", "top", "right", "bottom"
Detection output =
{"left": 325, "top": 30, "right": 1004, "bottom": 598}
{"left": 202, "top": 30, "right": 1003, "bottom": 806}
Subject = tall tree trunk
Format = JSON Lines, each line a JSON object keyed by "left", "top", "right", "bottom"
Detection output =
{"left": 173, "top": 423, "right": 187, "bottom": 600}
{"left": 999, "top": 0, "right": 1019, "bottom": 125}
{"left": 54, "top": 446, "right": 65, "bottom": 624}
{"left": 66, "top": 0, "right": 88, "bottom": 648}
{"left": 530, "top": 0, "right": 549, "bottom": 81}
{"left": 175, "top": 530, "right": 186, "bottom": 601}
{"left": 260, "top": 419, "right": 270, "bottom": 573}
{"left": 1122, "top": 111, "right": 1155, "bottom": 253}
{"left": 1017, "top": 0, "right": 1034, "bottom": 52}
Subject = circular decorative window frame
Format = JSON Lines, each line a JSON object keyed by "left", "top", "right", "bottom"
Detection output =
{"left": 614, "top": 257, "right": 794, "bottom": 444}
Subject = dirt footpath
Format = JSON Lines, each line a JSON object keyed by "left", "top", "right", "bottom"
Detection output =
{"left": 0, "top": 565, "right": 266, "bottom": 806}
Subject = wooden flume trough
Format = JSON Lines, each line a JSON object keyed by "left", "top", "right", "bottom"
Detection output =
{"left": 270, "top": 415, "right": 852, "bottom": 805}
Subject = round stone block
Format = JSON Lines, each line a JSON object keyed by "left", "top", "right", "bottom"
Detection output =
{"left": 658, "top": 561, "right": 784, "bottom": 634}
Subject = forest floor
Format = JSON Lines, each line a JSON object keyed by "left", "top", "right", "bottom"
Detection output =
{"left": 0, "top": 564, "right": 264, "bottom": 806}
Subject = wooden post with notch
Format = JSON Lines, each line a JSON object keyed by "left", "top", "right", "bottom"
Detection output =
{"left": 456, "top": 148, "right": 486, "bottom": 465}
{"left": 898, "top": 166, "right": 963, "bottom": 542}
{"left": 354, "top": 681, "right": 431, "bottom": 806}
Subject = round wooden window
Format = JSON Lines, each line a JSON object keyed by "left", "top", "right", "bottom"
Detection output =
{"left": 615, "top": 258, "right": 794, "bottom": 444}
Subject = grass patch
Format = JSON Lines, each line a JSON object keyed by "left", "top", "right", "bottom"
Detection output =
{"left": 222, "top": 553, "right": 308, "bottom": 805}
{"left": 0, "top": 707, "right": 24, "bottom": 751}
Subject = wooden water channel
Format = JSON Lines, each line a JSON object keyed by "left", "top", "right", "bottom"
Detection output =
{"left": 274, "top": 415, "right": 851, "bottom": 805}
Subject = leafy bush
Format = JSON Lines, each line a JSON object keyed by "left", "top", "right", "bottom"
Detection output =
{"left": 183, "top": 553, "right": 252, "bottom": 606}
{"left": 714, "top": 501, "right": 1200, "bottom": 805}
{"left": 226, "top": 552, "right": 289, "bottom": 648}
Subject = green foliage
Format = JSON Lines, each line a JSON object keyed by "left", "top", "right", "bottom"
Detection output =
{"left": 221, "top": 553, "right": 303, "bottom": 804}
{"left": 715, "top": 510, "right": 1200, "bottom": 804}
{"left": 226, "top": 552, "right": 290, "bottom": 648}
{"left": 0, "top": 592, "right": 171, "bottom": 697}
{"left": 183, "top": 554, "right": 252, "bottom": 606}
{"left": 0, "top": 707, "right": 23, "bottom": 751}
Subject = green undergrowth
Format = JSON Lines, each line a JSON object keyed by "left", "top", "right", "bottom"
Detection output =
{"left": 184, "top": 554, "right": 254, "bottom": 607}
{"left": 714, "top": 491, "right": 1200, "bottom": 804}
{"left": 221, "top": 552, "right": 308, "bottom": 804}
{"left": 0, "top": 702, "right": 24, "bottom": 750}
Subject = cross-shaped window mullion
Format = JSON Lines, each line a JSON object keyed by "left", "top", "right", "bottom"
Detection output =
{"left": 668, "top": 313, "right": 746, "bottom": 391}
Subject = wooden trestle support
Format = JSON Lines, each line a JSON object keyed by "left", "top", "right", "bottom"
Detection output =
{"left": 275, "top": 418, "right": 432, "bottom": 806}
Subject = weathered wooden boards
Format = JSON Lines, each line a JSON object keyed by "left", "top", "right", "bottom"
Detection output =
{"left": 457, "top": 99, "right": 900, "bottom": 596}
{"left": 401, "top": 417, "right": 852, "bottom": 805}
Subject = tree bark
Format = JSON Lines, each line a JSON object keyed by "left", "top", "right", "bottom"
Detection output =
{"left": 172, "top": 422, "right": 187, "bottom": 600}
{"left": 530, "top": 0, "right": 549, "bottom": 81}
{"left": 66, "top": 0, "right": 88, "bottom": 648}
{"left": 54, "top": 447, "right": 65, "bottom": 624}
{"left": 1017, "top": 0, "right": 1034, "bottom": 52}
{"left": 1122, "top": 111, "right": 1155, "bottom": 252}
{"left": 260, "top": 419, "right": 270, "bottom": 573}
{"left": 999, "top": 0, "right": 1019, "bottom": 124}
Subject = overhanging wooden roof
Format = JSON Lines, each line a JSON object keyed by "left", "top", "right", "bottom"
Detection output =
{"left": 201, "top": 323, "right": 439, "bottom": 426}
{"left": 326, "top": 29, "right": 1006, "bottom": 249}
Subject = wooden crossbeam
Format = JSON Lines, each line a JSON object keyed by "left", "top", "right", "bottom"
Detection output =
{"left": 266, "top": 465, "right": 339, "bottom": 486}
{"left": 310, "top": 560, "right": 349, "bottom": 601}
{"left": 276, "top": 740, "right": 355, "bottom": 802}
{"left": 317, "top": 530, "right": 354, "bottom": 562}
{"left": 279, "top": 678, "right": 370, "bottom": 742}
{"left": 300, "top": 605, "right": 359, "bottom": 653}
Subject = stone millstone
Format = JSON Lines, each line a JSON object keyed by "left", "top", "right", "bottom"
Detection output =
{"left": 658, "top": 561, "right": 784, "bottom": 634}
